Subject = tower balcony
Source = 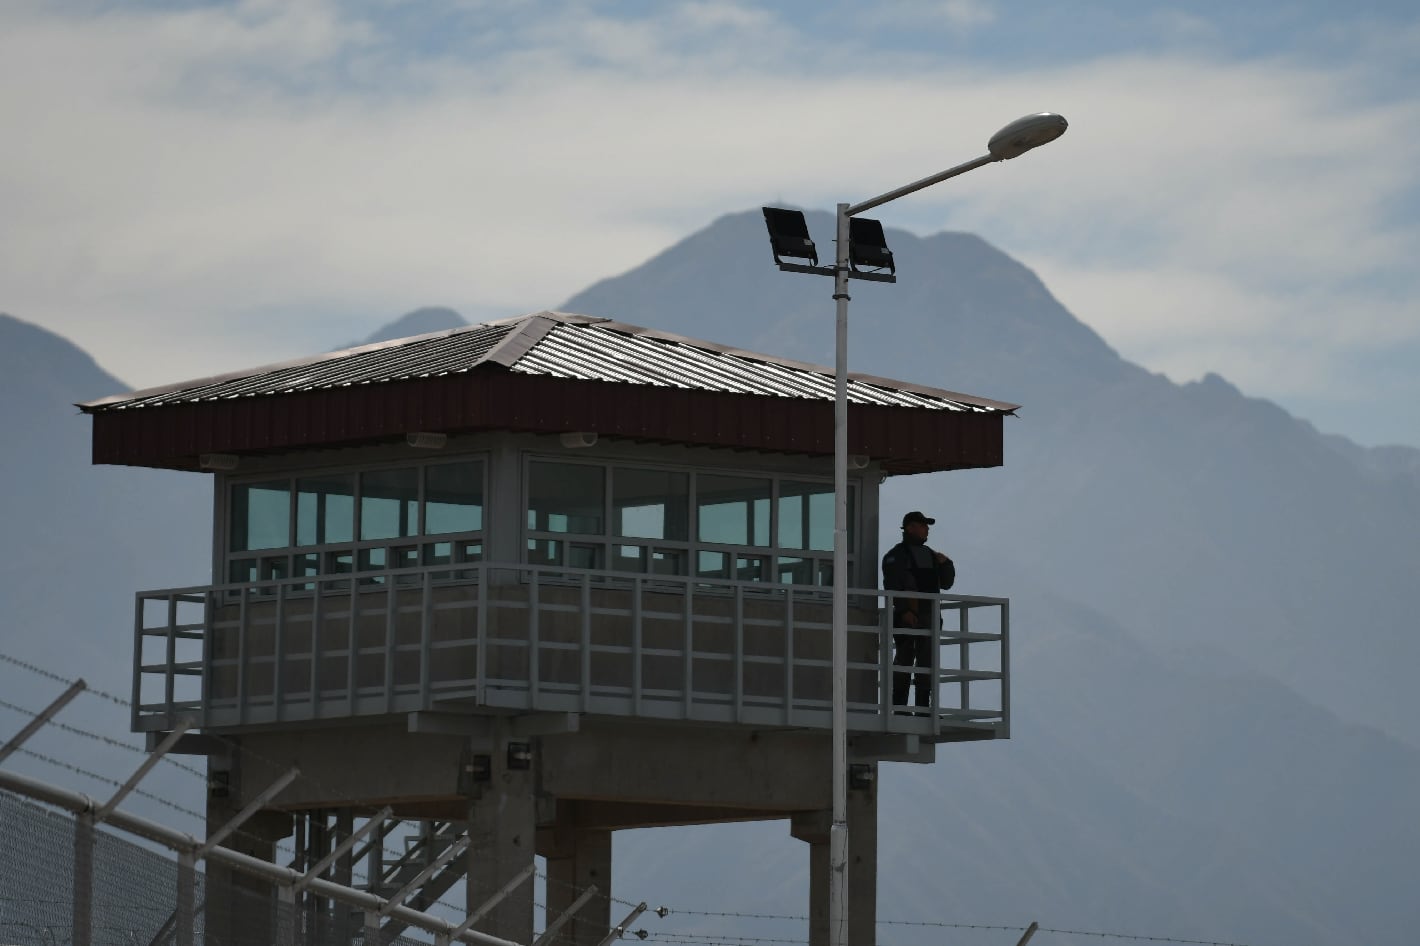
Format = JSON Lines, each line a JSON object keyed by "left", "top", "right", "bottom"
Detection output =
{"left": 133, "top": 560, "right": 1009, "bottom": 746}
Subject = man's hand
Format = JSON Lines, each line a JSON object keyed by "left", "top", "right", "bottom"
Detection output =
{"left": 934, "top": 552, "right": 949, "bottom": 566}
{"left": 899, "top": 609, "right": 920, "bottom": 628}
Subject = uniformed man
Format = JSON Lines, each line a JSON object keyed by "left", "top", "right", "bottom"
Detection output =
{"left": 881, "top": 510, "right": 955, "bottom": 711}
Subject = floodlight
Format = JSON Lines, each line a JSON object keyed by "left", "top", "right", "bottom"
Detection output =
{"left": 762, "top": 207, "right": 819, "bottom": 266}
{"left": 987, "top": 112, "right": 1068, "bottom": 161}
{"left": 848, "top": 217, "right": 894, "bottom": 274}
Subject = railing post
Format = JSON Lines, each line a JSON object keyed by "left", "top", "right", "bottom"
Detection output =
{"left": 201, "top": 590, "right": 215, "bottom": 729}
{"left": 529, "top": 570, "right": 541, "bottom": 708}
{"left": 132, "top": 594, "right": 145, "bottom": 731}
{"left": 879, "top": 599, "right": 891, "bottom": 725}
{"left": 958, "top": 602, "right": 971, "bottom": 716}
{"left": 165, "top": 594, "right": 179, "bottom": 723}
{"left": 682, "top": 584, "right": 693, "bottom": 719}
{"left": 237, "top": 585, "right": 250, "bottom": 726}
{"left": 1000, "top": 599, "right": 1011, "bottom": 738}
{"left": 476, "top": 563, "right": 488, "bottom": 700}
{"left": 347, "top": 577, "right": 359, "bottom": 714}
{"left": 421, "top": 569, "right": 434, "bottom": 706}
{"left": 274, "top": 582, "right": 287, "bottom": 722}
{"left": 385, "top": 580, "right": 397, "bottom": 714}
{"left": 783, "top": 587, "right": 795, "bottom": 726}
{"left": 581, "top": 573, "right": 592, "bottom": 713}
{"left": 733, "top": 583, "right": 744, "bottom": 724}
{"left": 632, "top": 576, "right": 643, "bottom": 715}
{"left": 310, "top": 580, "right": 323, "bottom": 717}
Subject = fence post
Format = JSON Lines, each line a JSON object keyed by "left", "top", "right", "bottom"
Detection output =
{"left": 72, "top": 809, "right": 95, "bottom": 946}
{"left": 176, "top": 849, "right": 196, "bottom": 946}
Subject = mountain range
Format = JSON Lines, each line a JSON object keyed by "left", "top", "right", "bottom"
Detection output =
{"left": 1, "top": 208, "right": 1416, "bottom": 945}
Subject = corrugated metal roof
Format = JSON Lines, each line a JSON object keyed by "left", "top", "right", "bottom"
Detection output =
{"left": 80, "top": 311, "right": 1015, "bottom": 414}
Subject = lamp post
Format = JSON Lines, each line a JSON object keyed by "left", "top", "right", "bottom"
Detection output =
{"left": 762, "top": 111, "right": 1067, "bottom": 946}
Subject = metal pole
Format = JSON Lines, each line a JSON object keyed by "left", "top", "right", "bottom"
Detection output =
{"left": 0, "top": 679, "right": 86, "bottom": 765}
{"left": 829, "top": 201, "right": 851, "bottom": 946}
{"left": 846, "top": 153, "right": 995, "bottom": 217}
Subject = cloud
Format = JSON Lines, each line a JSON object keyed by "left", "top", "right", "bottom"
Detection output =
{"left": 0, "top": 1, "right": 1416, "bottom": 445}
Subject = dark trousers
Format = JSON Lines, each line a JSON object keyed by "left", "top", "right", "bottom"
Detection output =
{"left": 892, "top": 629, "right": 933, "bottom": 708}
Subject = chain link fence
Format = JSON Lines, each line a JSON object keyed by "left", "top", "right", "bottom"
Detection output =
{"left": 1, "top": 790, "right": 431, "bottom": 946}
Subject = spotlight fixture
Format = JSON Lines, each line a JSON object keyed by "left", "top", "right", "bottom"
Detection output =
{"left": 199, "top": 453, "right": 239, "bottom": 471}
{"left": 847, "top": 217, "right": 894, "bottom": 274}
{"left": 761, "top": 207, "right": 819, "bottom": 266}
{"left": 848, "top": 763, "right": 874, "bottom": 791}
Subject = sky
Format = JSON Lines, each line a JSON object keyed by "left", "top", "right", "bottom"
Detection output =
{"left": 2, "top": 0, "right": 1418, "bottom": 447}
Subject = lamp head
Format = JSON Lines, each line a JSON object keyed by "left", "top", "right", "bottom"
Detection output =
{"left": 987, "top": 112, "right": 1068, "bottom": 161}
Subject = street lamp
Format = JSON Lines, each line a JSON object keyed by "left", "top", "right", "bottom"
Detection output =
{"left": 761, "top": 110, "right": 1066, "bottom": 946}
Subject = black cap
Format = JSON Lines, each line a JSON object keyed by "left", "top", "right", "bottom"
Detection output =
{"left": 901, "top": 510, "right": 935, "bottom": 528}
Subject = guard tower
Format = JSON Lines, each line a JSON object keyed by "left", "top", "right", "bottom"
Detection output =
{"left": 81, "top": 311, "right": 1014, "bottom": 946}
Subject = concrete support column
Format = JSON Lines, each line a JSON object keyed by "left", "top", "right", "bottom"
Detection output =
{"left": 790, "top": 811, "right": 830, "bottom": 946}
{"left": 791, "top": 768, "right": 877, "bottom": 946}
{"left": 467, "top": 727, "right": 537, "bottom": 943}
{"left": 541, "top": 802, "right": 613, "bottom": 946}
{"left": 204, "top": 748, "right": 294, "bottom": 946}
{"left": 846, "top": 769, "right": 878, "bottom": 946}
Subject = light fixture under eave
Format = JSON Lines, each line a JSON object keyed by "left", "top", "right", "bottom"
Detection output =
{"left": 199, "top": 453, "right": 238, "bottom": 471}
{"left": 406, "top": 432, "right": 448, "bottom": 449}
{"left": 986, "top": 112, "right": 1068, "bottom": 161}
{"left": 560, "top": 432, "right": 598, "bottom": 448}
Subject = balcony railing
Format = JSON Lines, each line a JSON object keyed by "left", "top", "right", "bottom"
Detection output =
{"left": 132, "top": 561, "right": 1009, "bottom": 742}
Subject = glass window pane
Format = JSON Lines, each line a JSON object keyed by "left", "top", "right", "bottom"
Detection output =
{"left": 613, "top": 545, "right": 647, "bottom": 573}
{"left": 651, "top": 549, "right": 686, "bottom": 576}
{"left": 231, "top": 481, "right": 290, "bottom": 551}
{"left": 614, "top": 468, "right": 688, "bottom": 540}
{"left": 426, "top": 461, "right": 483, "bottom": 535}
{"left": 528, "top": 538, "right": 563, "bottom": 566}
{"left": 779, "top": 480, "right": 854, "bottom": 551}
{"left": 361, "top": 468, "right": 418, "bottom": 540}
{"left": 528, "top": 462, "right": 605, "bottom": 535}
{"left": 697, "top": 474, "right": 770, "bottom": 546}
{"left": 697, "top": 550, "right": 728, "bottom": 579}
{"left": 296, "top": 474, "right": 354, "bottom": 546}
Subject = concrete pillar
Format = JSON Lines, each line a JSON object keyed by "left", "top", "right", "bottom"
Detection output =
{"left": 203, "top": 748, "right": 294, "bottom": 945}
{"left": 542, "top": 802, "right": 613, "bottom": 946}
{"left": 791, "top": 767, "right": 878, "bottom": 946}
{"left": 847, "top": 769, "right": 878, "bottom": 946}
{"left": 789, "top": 811, "right": 830, "bottom": 946}
{"left": 466, "top": 727, "right": 537, "bottom": 943}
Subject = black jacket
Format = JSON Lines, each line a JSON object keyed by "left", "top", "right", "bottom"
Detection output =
{"left": 881, "top": 538, "right": 955, "bottom": 624}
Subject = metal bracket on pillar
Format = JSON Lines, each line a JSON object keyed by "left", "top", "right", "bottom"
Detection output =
{"left": 380, "top": 835, "right": 472, "bottom": 915}
{"left": 196, "top": 767, "right": 300, "bottom": 859}
{"left": 597, "top": 902, "right": 648, "bottom": 946}
{"left": 0, "top": 679, "right": 86, "bottom": 765}
{"left": 295, "top": 806, "right": 394, "bottom": 891}
{"left": 94, "top": 720, "right": 192, "bottom": 824}
{"left": 451, "top": 862, "right": 537, "bottom": 940}
{"left": 533, "top": 884, "right": 599, "bottom": 946}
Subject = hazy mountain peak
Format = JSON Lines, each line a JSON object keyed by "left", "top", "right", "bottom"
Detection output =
{"left": 358, "top": 306, "right": 467, "bottom": 346}
{"left": 0, "top": 312, "right": 125, "bottom": 401}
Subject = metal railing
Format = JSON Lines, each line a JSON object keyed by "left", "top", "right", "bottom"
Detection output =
{"left": 133, "top": 562, "right": 1008, "bottom": 741}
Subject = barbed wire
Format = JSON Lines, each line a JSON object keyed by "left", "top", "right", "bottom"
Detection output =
{"left": 8, "top": 745, "right": 208, "bottom": 826}
{"left": 0, "top": 695, "right": 207, "bottom": 779}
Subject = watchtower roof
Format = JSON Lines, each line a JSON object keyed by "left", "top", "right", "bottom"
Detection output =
{"left": 80, "top": 311, "right": 1016, "bottom": 474}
